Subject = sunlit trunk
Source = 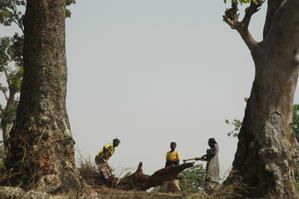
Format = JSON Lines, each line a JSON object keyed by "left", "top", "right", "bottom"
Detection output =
{"left": 230, "top": 0, "right": 299, "bottom": 198}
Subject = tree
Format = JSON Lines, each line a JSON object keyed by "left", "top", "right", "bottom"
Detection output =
{"left": 226, "top": 104, "right": 299, "bottom": 189}
{"left": 0, "top": 0, "right": 24, "bottom": 153}
{"left": 292, "top": 105, "right": 299, "bottom": 185}
{"left": 223, "top": 0, "right": 299, "bottom": 198}
{"left": 226, "top": 104, "right": 299, "bottom": 139}
{"left": 0, "top": 141, "right": 4, "bottom": 169}
{"left": 0, "top": 0, "right": 75, "bottom": 155}
{"left": 292, "top": 104, "right": 299, "bottom": 141}
{"left": 3, "top": 0, "right": 80, "bottom": 193}
{"left": 0, "top": 37, "right": 23, "bottom": 153}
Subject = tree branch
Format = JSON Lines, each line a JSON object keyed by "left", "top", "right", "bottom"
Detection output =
{"left": 12, "top": 0, "right": 24, "bottom": 33}
{"left": 2, "top": 66, "right": 11, "bottom": 88}
{"left": 0, "top": 104, "right": 3, "bottom": 114}
{"left": 2, "top": 89, "right": 9, "bottom": 101}
{"left": 0, "top": 66, "right": 10, "bottom": 101}
{"left": 223, "top": 1, "right": 264, "bottom": 51}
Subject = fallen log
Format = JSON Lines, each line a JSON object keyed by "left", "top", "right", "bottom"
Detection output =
{"left": 79, "top": 161, "right": 194, "bottom": 191}
{"left": 116, "top": 162, "right": 194, "bottom": 190}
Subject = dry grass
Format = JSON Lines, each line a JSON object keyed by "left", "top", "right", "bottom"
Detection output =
{"left": 75, "top": 158, "right": 249, "bottom": 199}
{"left": 77, "top": 157, "right": 99, "bottom": 187}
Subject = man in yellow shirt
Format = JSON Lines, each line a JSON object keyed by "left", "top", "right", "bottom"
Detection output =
{"left": 95, "top": 138, "right": 120, "bottom": 185}
{"left": 165, "top": 142, "right": 181, "bottom": 192}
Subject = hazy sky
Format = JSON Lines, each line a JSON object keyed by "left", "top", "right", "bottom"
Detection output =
{"left": 65, "top": 0, "right": 267, "bottom": 175}
{"left": 2, "top": 0, "right": 299, "bottom": 177}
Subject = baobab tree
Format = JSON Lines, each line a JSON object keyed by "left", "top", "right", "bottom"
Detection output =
{"left": 223, "top": 0, "right": 299, "bottom": 198}
{"left": 4, "top": 0, "right": 79, "bottom": 192}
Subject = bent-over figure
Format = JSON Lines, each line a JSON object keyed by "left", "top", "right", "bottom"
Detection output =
{"left": 95, "top": 138, "right": 120, "bottom": 186}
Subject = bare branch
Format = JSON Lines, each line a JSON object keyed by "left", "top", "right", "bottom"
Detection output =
{"left": 12, "top": 0, "right": 24, "bottom": 33}
{"left": 12, "top": 18, "right": 24, "bottom": 33}
{"left": 0, "top": 104, "right": 3, "bottom": 114}
{"left": 2, "top": 89, "right": 9, "bottom": 101}
{"left": 2, "top": 66, "right": 11, "bottom": 88}
{"left": 223, "top": 1, "right": 264, "bottom": 51}
{"left": 223, "top": 1, "right": 239, "bottom": 29}
{"left": 242, "top": 1, "right": 263, "bottom": 27}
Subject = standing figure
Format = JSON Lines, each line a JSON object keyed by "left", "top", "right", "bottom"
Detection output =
{"left": 95, "top": 138, "right": 120, "bottom": 186}
{"left": 196, "top": 138, "right": 220, "bottom": 193}
{"left": 165, "top": 142, "right": 181, "bottom": 192}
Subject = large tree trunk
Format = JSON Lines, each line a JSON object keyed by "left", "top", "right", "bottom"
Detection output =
{"left": 3, "top": 0, "right": 80, "bottom": 193}
{"left": 226, "top": 0, "right": 299, "bottom": 198}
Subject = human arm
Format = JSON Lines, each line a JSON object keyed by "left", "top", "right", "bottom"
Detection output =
{"left": 195, "top": 155, "right": 207, "bottom": 161}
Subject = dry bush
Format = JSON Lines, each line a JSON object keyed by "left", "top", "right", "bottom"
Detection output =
{"left": 209, "top": 174, "right": 249, "bottom": 199}
{"left": 77, "top": 157, "right": 99, "bottom": 187}
{"left": 211, "top": 183, "right": 247, "bottom": 199}
{"left": 182, "top": 175, "right": 249, "bottom": 199}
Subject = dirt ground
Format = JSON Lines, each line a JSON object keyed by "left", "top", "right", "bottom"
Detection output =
{"left": 95, "top": 188, "right": 181, "bottom": 199}
{"left": 0, "top": 186, "right": 209, "bottom": 199}
{"left": 93, "top": 187, "right": 208, "bottom": 199}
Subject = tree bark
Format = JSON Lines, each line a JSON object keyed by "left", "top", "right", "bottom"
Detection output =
{"left": 226, "top": 0, "right": 299, "bottom": 198}
{"left": 3, "top": 0, "right": 81, "bottom": 193}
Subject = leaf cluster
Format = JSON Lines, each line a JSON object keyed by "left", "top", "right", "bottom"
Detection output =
{"left": 66, "top": 0, "right": 76, "bottom": 18}
{"left": 0, "top": 0, "right": 24, "bottom": 139}
{"left": 225, "top": 119, "right": 242, "bottom": 137}
{"left": 0, "top": 37, "right": 10, "bottom": 67}
{"left": 0, "top": 35, "right": 23, "bottom": 67}
{"left": 0, "top": 0, "right": 25, "bottom": 29}
{"left": 292, "top": 104, "right": 299, "bottom": 141}
{"left": 180, "top": 164, "right": 206, "bottom": 193}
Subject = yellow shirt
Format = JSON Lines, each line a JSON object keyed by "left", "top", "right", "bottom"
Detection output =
{"left": 97, "top": 143, "right": 115, "bottom": 161}
{"left": 166, "top": 150, "right": 180, "bottom": 162}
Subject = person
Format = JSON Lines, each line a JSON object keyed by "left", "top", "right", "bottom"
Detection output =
{"left": 165, "top": 142, "right": 180, "bottom": 167}
{"left": 196, "top": 138, "right": 220, "bottom": 193}
{"left": 165, "top": 142, "right": 181, "bottom": 192}
{"left": 95, "top": 138, "right": 120, "bottom": 186}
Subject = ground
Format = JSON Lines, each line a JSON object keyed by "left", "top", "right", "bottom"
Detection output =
{"left": 0, "top": 186, "right": 211, "bottom": 199}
